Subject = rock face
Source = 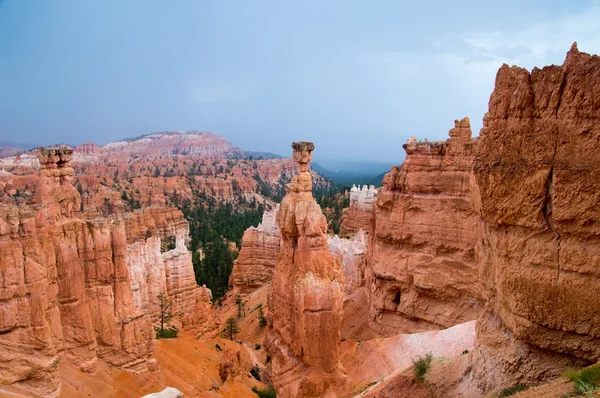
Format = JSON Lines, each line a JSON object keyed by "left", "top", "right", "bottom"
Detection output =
{"left": 339, "top": 185, "right": 377, "bottom": 238}
{"left": 328, "top": 231, "right": 367, "bottom": 296}
{"left": 367, "top": 119, "right": 483, "bottom": 336}
{"left": 101, "top": 131, "right": 244, "bottom": 158}
{"left": 0, "top": 148, "right": 154, "bottom": 396}
{"left": 219, "top": 348, "right": 253, "bottom": 383}
{"left": 124, "top": 207, "right": 217, "bottom": 338}
{"left": 0, "top": 148, "right": 216, "bottom": 396}
{"left": 470, "top": 43, "right": 600, "bottom": 392}
{"left": 229, "top": 205, "right": 280, "bottom": 294}
{"left": 266, "top": 142, "right": 346, "bottom": 398}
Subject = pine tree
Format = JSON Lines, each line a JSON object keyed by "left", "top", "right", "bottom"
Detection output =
{"left": 235, "top": 294, "right": 246, "bottom": 318}
{"left": 258, "top": 303, "right": 267, "bottom": 328}
{"left": 156, "top": 293, "right": 173, "bottom": 338}
{"left": 224, "top": 317, "right": 240, "bottom": 340}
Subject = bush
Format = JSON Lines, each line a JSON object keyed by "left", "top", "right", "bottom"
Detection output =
{"left": 215, "top": 344, "right": 222, "bottom": 352}
{"left": 250, "top": 365, "right": 261, "bottom": 381}
{"left": 498, "top": 383, "right": 529, "bottom": 397}
{"left": 154, "top": 327, "right": 178, "bottom": 339}
{"left": 565, "top": 364, "right": 600, "bottom": 395}
{"left": 252, "top": 385, "right": 276, "bottom": 398}
{"left": 412, "top": 353, "right": 433, "bottom": 382}
{"left": 255, "top": 344, "right": 261, "bottom": 350}
{"left": 461, "top": 349, "right": 469, "bottom": 356}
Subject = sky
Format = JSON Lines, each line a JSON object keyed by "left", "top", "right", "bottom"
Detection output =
{"left": 1, "top": 1, "right": 599, "bottom": 166}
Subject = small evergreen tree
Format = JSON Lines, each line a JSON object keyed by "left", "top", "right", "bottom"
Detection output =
{"left": 258, "top": 303, "right": 267, "bottom": 328}
{"left": 235, "top": 294, "right": 246, "bottom": 318}
{"left": 156, "top": 293, "right": 173, "bottom": 338}
{"left": 224, "top": 317, "right": 240, "bottom": 340}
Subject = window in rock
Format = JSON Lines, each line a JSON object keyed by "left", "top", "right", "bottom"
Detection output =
{"left": 392, "top": 291, "right": 401, "bottom": 308}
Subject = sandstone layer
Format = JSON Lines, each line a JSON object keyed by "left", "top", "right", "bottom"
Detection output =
{"left": 328, "top": 231, "right": 367, "bottom": 296}
{"left": 124, "top": 207, "right": 217, "bottom": 338}
{"left": 368, "top": 118, "right": 483, "bottom": 335}
{"left": 470, "top": 43, "right": 600, "bottom": 392}
{"left": 229, "top": 205, "right": 280, "bottom": 294}
{"left": 339, "top": 185, "right": 377, "bottom": 238}
{"left": 101, "top": 131, "right": 243, "bottom": 158}
{"left": 266, "top": 142, "right": 346, "bottom": 398}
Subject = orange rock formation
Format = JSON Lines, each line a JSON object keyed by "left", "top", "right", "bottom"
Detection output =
{"left": 124, "top": 207, "right": 217, "bottom": 338}
{"left": 339, "top": 185, "right": 377, "bottom": 238}
{"left": 0, "top": 147, "right": 216, "bottom": 396}
{"left": 470, "top": 43, "right": 600, "bottom": 392}
{"left": 328, "top": 231, "right": 367, "bottom": 296}
{"left": 266, "top": 142, "right": 346, "bottom": 398}
{"left": 229, "top": 205, "right": 280, "bottom": 294}
{"left": 367, "top": 118, "right": 483, "bottom": 335}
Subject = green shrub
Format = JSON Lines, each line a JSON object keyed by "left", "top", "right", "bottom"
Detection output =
{"left": 154, "top": 327, "right": 178, "bottom": 339}
{"left": 461, "top": 349, "right": 469, "bottom": 356}
{"left": 574, "top": 380, "right": 596, "bottom": 395}
{"left": 266, "top": 354, "right": 271, "bottom": 363}
{"left": 498, "top": 383, "right": 529, "bottom": 397}
{"left": 252, "top": 385, "right": 276, "bottom": 398}
{"left": 255, "top": 343, "right": 261, "bottom": 350}
{"left": 215, "top": 343, "right": 222, "bottom": 351}
{"left": 578, "top": 364, "right": 600, "bottom": 387}
{"left": 565, "top": 363, "right": 600, "bottom": 394}
{"left": 412, "top": 353, "right": 433, "bottom": 382}
{"left": 250, "top": 365, "right": 261, "bottom": 381}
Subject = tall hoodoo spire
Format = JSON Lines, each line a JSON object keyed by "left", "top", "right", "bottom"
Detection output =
{"left": 266, "top": 141, "right": 346, "bottom": 398}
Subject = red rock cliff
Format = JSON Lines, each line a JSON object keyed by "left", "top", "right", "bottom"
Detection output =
{"left": 0, "top": 148, "right": 154, "bottom": 396}
{"left": 339, "top": 185, "right": 377, "bottom": 238}
{"left": 367, "top": 118, "right": 484, "bottom": 335}
{"left": 229, "top": 205, "right": 280, "bottom": 295}
{"left": 125, "top": 207, "right": 217, "bottom": 338}
{"left": 0, "top": 148, "right": 217, "bottom": 396}
{"left": 470, "top": 43, "right": 600, "bottom": 392}
{"left": 266, "top": 142, "right": 346, "bottom": 398}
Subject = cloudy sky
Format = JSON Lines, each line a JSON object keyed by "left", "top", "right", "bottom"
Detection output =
{"left": 0, "top": 1, "right": 599, "bottom": 165}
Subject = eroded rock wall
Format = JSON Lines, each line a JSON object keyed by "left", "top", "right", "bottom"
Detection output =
{"left": 367, "top": 118, "right": 483, "bottom": 335}
{"left": 470, "top": 43, "right": 600, "bottom": 392}
{"left": 0, "top": 148, "right": 217, "bottom": 396}
{"left": 0, "top": 148, "right": 154, "bottom": 396}
{"left": 229, "top": 205, "right": 280, "bottom": 294}
{"left": 328, "top": 231, "right": 367, "bottom": 296}
{"left": 124, "top": 207, "right": 218, "bottom": 338}
{"left": 266, "top": 142, "right": 346, "bottom": 398}
{"left": 339, "top": 185, "right": 377, "bottom": 238}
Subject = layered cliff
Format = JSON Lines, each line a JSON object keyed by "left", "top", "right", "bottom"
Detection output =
{"left": 0, "top": 148, "right": 216, "bottom": 396}
{"left": 229, "top": 205, "right": 280, "bottom": 294}
{"left": 339, "top": 185, "right": 377, "bottom": 238}
{"left": 124, "top": 207, "right": 218, "bottom": 338}
{"left": 470, "top": 43, "right": 600, "bottom": 392}
{"left": 328, "top": 231, "right": 367, "bottom": 296}
{"left": 266, "top": 142, "right": 346, "bottom": 398}
{"left": 101, "top": 131, "right": 244, "bottom": 158}
{"left": 368, "top": 118, "right": 483, "bottom": 335}
{"left": 0, "top": 148, "right": 154, "bottom": 396}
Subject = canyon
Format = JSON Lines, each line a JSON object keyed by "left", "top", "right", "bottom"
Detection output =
{"left": 0, "top": 43, "right": 599, "bottom": 398}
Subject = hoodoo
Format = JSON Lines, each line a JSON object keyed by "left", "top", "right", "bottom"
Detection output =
{"left": 266, "top": 142, "right": 346, "bottom": 398}
{"left": 0, "top": 147, "right": 217, "bottom": 397}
